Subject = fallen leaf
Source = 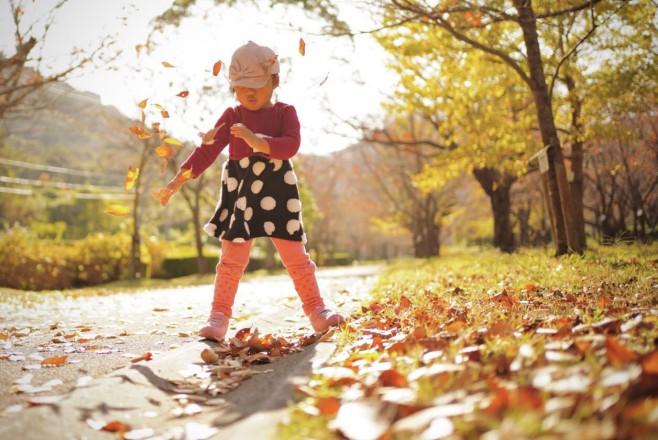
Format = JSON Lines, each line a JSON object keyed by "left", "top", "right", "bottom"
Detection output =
{"left": 176, "top": 90, "right": 189, "bottom": 98}
{"left": 333, "top": 399, "right": 396, "bottom": 440}
{"left": 137, "top": 98, "right": 148, "bottom": 109}
{"left": 299, "top": 38, "right": 306, "bottom": 55}
{"left": 201, "top": 348, "right": 219, "bottom": 364}
{"left": 130, "top": 352, "right": 153, "bottom": 363}
{"left": 641, "top": 349, "right": 658, "bottom": 374}
{"left": 161, "top": 61, "right": 175, "bottom": 68}
{"left": 606, "top": 336, "right": 639, "bottom": 366}
{"left": 41, "top": 355, "right": 67, "bottom": 367}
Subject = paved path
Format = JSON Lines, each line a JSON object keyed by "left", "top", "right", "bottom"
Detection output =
{"left": 0, "top": 265, "right": 383, "bottom": 440}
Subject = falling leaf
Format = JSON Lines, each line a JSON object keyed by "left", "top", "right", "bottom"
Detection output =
{"left": 41, "top": 355, "right": 67, "bottom": 367}
{"left": 125, "top": 166, "right": 139, "bottom": 191}
{"left": 213, "top": 60, "right": 222, "bottom": 76}
{"left": 161, "top": 110, "right": 170, "bottom": 118}
{"left": 164, "top": 137, "right": 182, "bottom": 147}
{"left": 319, "top": 73, "right": 329, "bottom": 86}
{"left": 181, "top": 169, "right": 194, "bottom": 181}
{"left": 105, "top": 205, "right": 131, "bottom": 217}
{"left": 130, "top": 352, "right": 153, "bottom": 363}
{"left": 161, "top": 61, "right": 175, "bottom": 68}
{"left": 299, "top": 38, "right": 306, "bottom": 56}
{"left": 198, "top": 123, "right": 225, "bottom": 145}
{"left": 154, "top": 144, "right": 173, "bottom": 158}
{"left": 176, "top": 90, "right": 189, "bottom": 98}
{"left": 137, "top": 98, "right": 148, "bottom": 109}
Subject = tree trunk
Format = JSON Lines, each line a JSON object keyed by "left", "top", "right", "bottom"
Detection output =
{"left": 472, "top": 167, "right": 516, "bottom": 253}
{"left": 514, "top": 0, "right": 582, "bottom": 255}
{"left": 565, "top": 75, "right": 587, "bottom": 250}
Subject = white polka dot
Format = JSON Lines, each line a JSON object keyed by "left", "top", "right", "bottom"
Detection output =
{"left": 264, "top": 222, "right": 275, "bottom": 235}
{"left": 227, "top": 177, "right": 238, "bottom": 192}
{"left": 233, "top": 237, "right": 246, "bottom": 243}
{"left": 203, "top": 223, "right": 217, "bottom": 235}
{"left": 287, "top": 219, "right": 301, "bottom": 235}
{"left": 271, "top": 159, "right": 283, "bottom": 171}
{"left": 236, "top": 196, "right": 247, "bottom": 210}
{"left": 244, "top": 222, "right": 250, "bottom": 235}
{"left": 244, "top": 207, "right": 253, "bottom": 221}
{"left": 219, "top": 209, "right": 229, "bottom": 222}
{"left": 260, "top": 196, "right": 276, "bottom": 210}
{"left": 253, "top": 161, "right": 266, "bottom": 176}
{"left": 229, "top": 214, "right": 236, "bottom": 228}
{"left": 239, "top": 157, "right": 250, "bottom": 168}
{"left": 251, "top": 180, "right": 263, "bottom": 194}
{"left": 284, "top": 170, "right": 297, "bottom": 185}
{"left": 218, "top": 231, "right": 225, "bottom": 240}
{"left": 287, "top": 198, "right": 302, "bottom": 213}
{"left": 238, "top": 179, "right": 244, "bottom": 192}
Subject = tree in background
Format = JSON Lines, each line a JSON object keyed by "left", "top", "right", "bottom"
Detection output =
{"left": 0, "top": 0, "right": 119, "bottom": 120}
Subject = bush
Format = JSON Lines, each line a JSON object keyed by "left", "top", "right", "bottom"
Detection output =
{"left": 0, "top": 226, "right": 150, "bottom": 291}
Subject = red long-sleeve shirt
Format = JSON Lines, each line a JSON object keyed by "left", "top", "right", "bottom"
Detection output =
{"left": 180, "top": 102, "right": 301, "bottom": 177}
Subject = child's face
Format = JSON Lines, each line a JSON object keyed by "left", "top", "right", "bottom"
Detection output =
{"left": 235, "top": 76, "right": 275, "bottom": 111}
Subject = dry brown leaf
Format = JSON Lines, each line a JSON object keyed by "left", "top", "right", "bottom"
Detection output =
{"left": 41, "top": 355, "right": 67, "bottom": 367}
{"left": 606, "top": 336, "right": 639, "bottom": 366}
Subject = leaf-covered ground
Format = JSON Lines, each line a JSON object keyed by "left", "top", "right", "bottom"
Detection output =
{"left": 277, "top": 244, "right": 658, "bottom": 440}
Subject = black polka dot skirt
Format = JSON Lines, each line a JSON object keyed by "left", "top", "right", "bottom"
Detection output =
{"left": 203, "top": 156, "right": 306, "bottom": 243}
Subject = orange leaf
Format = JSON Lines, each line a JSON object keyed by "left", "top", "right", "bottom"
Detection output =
{"left": 606, "top": 336, "right": 639, "bottom": 366}
{"left": 299, "top": 38, "right": 306, "bottom": 56}
{"left": 213, "top": 61, "right": 222, "bottom": 76}
{"left": 161, "top": 110, "right": 170, "bottom": 118}
{"left": 137, "top": 98, "right": 148, "bottom": 109}
{"left": 176, "top": 90, "right": 189, "bottom": 98}
{"left": 105, "top": 205, "right": 131, "bottom": 217}
{"left": 41, "top": 355, "right": 67, "bottom": 366}
{"left": 161, "top": 61, "right": 175, "bottom": 68}
{"left": 641, "top": 349, "right": 658, "bottom": 374}
{"left": 378, "top": 369, "right": 408, "bottom": 387}
{"left": 316, "top": 396, "right": 340, "bottom": 415}
{"left": 154, "top": 144, "right": 173, "bottom": 158}
{"left": 125, "top": 166, "right": 139, "bottom": 191}
{"left": 130, "top": 352, "right": 153, "bottom": 363}
{"left": 102, "top": 420, "right": 130, "bottom": 433}
{"left": 181, "top": 169, "right": 194, "bottom": 181}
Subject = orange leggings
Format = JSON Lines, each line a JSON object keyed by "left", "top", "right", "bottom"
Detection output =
{"left": 211, "top": 238, "right": 325, "bottom": 317}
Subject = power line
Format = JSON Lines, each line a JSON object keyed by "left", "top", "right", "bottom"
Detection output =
{"left": 0, "top": 175, "right": 124, "bottom": 192}
{"left": 0, "top": 157, "right": 124, "bottom": 179}
{"left": 0, "top": 186, "right": 32, "bottom": 195}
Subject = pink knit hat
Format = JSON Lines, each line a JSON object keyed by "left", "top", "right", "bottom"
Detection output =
{"left": 229, "top": 41, "right": 280, "bottom": 88}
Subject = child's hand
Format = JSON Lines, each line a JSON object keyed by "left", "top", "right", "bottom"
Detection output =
{"left": 231, "top": 123, "right": 270, "bottom": 154}
{"left": 152, "top": 169, "right": 192, "bottom": 206}
{"left": 230, "top": 123, "right": 254, "bottom": 141}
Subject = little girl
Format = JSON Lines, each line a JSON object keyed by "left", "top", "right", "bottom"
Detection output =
{"left": 160, "top": 41, "right": 345, "bottom": 340}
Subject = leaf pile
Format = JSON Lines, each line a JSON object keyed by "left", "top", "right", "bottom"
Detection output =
{"left": 280, "top": 247, "right": 658, "bottom": 440}
{"left": 171, "top": 326, "right": 328, "bottom": 397}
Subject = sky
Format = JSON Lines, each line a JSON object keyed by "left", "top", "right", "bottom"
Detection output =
{"left": 0, "top": 0, "right": 395, "bottom": 155}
